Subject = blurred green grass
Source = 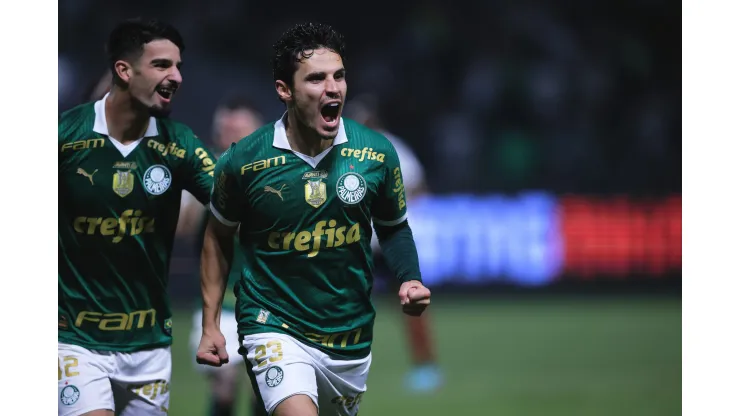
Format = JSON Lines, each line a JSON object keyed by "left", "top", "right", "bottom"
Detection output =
{"left": 170, "top": 295, "right": 680, "bottom": 416}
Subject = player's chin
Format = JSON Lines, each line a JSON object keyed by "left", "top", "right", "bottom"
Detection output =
{"left": 317, "top": 117, "right": 340, "bottom": 139}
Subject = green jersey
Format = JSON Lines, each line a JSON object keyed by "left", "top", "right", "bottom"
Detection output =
{"left": 58, "top": 98, "right": 216, "bottom": 352}
{"left": 211, "top": 116, "right": 409, "bottom": 359}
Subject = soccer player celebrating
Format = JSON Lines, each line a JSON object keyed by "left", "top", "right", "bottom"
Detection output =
{"left": 196, "top": 23, "right": 432, "bottom": 416}
{"left": 58, "top": 18, "right": 216, "bottom": 415}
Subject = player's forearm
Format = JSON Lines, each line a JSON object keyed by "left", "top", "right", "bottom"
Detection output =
{"left": 375, "top": 220, "right": 422, "bottom": 283}
{"left": 200, "top": 217, "right": 235, "bottom": 332}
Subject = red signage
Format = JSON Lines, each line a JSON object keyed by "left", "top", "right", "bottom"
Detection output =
{"left": 560, "top": 196, "right": 681, "bottom": 278}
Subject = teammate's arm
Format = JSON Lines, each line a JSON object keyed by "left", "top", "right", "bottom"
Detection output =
{"left": 181, "top": 130, "right": 218, "bottom": 204}
{"left": 178, "top": 130, "right": 218, "bottom": 237}
{"left": 196, "top": 147, "right": 240, "bottom": 367}
{"left": 371, "top": 145, "right": 431, "bottom": 316}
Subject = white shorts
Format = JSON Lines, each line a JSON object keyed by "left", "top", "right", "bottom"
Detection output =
{"left": 189, "top": 309, "right": 242, "bottom": 372}
{"left": 242, "top": 333, "right": 371, "bottom": 416}
{"left": 57, "top": 342, "right": 171, "bottom": 416}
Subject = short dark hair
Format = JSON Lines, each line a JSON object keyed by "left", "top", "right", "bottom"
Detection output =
{"left": 106, "top": 18, "right": 185, "bottom": 74}
{"left": 216, "top": 94, "right": 261, "bottom": 114}
{"left": 272, "top": 22, "right": 346, "bottom": 88}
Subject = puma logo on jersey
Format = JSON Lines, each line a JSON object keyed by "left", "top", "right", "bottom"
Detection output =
{"left": 77, "top": 168, "right": 98, "bottom": 185}
{"left": 264, "top": 184, "right": 287, "bottom": 201}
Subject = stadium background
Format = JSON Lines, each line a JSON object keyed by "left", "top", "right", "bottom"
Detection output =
{"left": 59, "top": 1, "right": 681, "bottom": 415}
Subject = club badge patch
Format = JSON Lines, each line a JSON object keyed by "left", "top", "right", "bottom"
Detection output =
{"left": 143, "top": 165, "right": 172, "bottom": 195}
{"left": 336, "top": 172, "right": 367, "bottom": 205}
{"left": 265, "top": 366, "right": 284, "bottom": 387}
{"left": 60, "top": 385, "right": 80, "bottom": 405}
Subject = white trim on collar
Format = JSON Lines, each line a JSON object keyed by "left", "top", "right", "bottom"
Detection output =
{"left": 272, "top": 112, "right": 348, "bottom": 150}
{"left": 92, "top": 92, "right": 159, "bottom": 138}
{"left": 271, "top": 112, "right": 348, "bottom": 169}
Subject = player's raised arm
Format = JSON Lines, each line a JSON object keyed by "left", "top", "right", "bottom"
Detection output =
{"left": 197, "top": 148, "right": 240, "bottom": 367}
{"left": 371, "top": 144, "right": 431, "bottom": 316}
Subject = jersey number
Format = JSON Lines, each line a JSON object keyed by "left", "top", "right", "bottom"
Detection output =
{"left": 254, "top": 340, "right": 283, "bottom": 368}
{"left": 58, "top": 356, "right": 79, "bottom": 381}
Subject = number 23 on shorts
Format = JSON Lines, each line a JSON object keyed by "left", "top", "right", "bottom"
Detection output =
{"left": 254, "top": 340, "right": 284, "bottom": 368}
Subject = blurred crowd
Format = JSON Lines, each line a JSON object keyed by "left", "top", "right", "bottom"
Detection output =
{"left": 59, "top": 0, "right": 680, "bottom": 195}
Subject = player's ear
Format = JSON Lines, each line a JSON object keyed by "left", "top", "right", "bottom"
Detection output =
{"left": 114, "top": 60, "right": 133, "bottom": 84}
{"left": 275, "top": 80, "right": 292, "bottom": 102}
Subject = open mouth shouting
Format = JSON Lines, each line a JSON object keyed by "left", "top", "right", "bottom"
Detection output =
{"left": 320, "top": 101, "right": 341, "bottom": 129}
{"left": 155, "top": 83, "right": 178, "bottom": 104}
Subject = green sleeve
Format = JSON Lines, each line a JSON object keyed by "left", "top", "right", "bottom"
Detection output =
{"left": 181, "top": 130, "right": 217, "bottom": 204}
{"left": 372, "top": 141, "right": 420, "bottom": 283}
{"left": 370, "top": 144, "right": 408, "bottom": 226}
{"left": 209, "top": 145, "right": 242, "bottom": 226}
{"left": 374, "top": 221, "right": 422, "bottom": 284}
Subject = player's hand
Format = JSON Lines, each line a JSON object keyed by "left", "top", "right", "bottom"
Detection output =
{"left": 196, "top": 329, "right": 229, "bottom": 367}
{"left": 399, "top": 279, "right": 431, "bottom": 317}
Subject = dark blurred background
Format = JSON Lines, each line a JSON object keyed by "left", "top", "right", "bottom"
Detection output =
{"left": 59, "top": 0, "right": 681, "bottom": 414}
{"left": 59, "top": 0, "right": 681, "bottom": 195}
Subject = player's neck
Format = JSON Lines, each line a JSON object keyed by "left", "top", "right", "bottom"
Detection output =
{"left": 105, "top": 89, "right": 152, "bottom": 144}
{"left": 285, "top": 111, "right": 333, "bottom": 157}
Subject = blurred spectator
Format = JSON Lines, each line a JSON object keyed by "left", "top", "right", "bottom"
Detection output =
{"left": 176, "top": 95, "right": 264, "bottom": 237}
{"left": 181, "top": 94, "right": 264, "bottom": 416}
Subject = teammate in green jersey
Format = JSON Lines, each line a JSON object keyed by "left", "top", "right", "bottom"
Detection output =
{"left": 195, "top": 23, "right": 432, "bottom": 416}
{"left": 58, "top": 18, "right": 216, "bottom": 416}
{"left": 183, "top": 96, "right": 265, "bottom": 416}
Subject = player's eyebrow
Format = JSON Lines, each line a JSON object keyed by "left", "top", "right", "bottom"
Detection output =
{"left": 305, "top": 71, "right": 326, "bottom": 81}
{"left": 151, "top": 58, "right": 182, "bottom": 69}
{"left": 305, "top": 68, "right": 345, "bottom": 81}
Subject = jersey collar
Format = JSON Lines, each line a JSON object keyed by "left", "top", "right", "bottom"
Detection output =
{"left": 272, "top": 112, "right": 348, "bottom": 151}
{"left": 92, "top": 93, "right": 159, "bottom": 138}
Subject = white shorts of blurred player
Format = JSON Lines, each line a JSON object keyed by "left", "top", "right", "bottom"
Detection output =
{"left": 57, "top": 343, "right": 170, "bottom": 416}
{"left": 242, "top": 332, "right": 371, "bottom": 416}
{"left": 189, "top": 310, "right": 243, "bottom": 372}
